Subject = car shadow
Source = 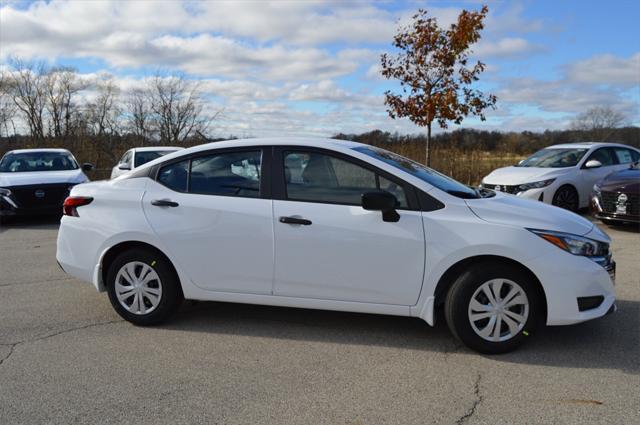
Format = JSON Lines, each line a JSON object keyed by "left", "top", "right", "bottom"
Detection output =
{"left": 0, "top": 215, "right": 61, "bottom": 233}
{"left": 160, "top": 298, "right": 639, "bottom": 374}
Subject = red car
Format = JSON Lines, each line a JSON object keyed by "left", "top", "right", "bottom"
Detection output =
{"left": 591, "top": 161, "right": 640, "bottom": 225}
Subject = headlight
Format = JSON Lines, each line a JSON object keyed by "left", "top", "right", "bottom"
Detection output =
{"left": 529, "top": 229, "right": 609, "bottom": 258}
{"left": 0, "top": 187, "right": 11, "bottom": 196}
{"left": 593, "top": 184, "right": 601, "bottom": 197}
{"left": 517, "top": 179, "right": 555, "bottom": 192}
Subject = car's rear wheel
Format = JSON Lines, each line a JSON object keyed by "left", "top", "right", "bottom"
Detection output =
{"left": 552, "top": 185, "right": 579, "bottom": 212}
{"left": 445, "top": 262, "right": 543, "bottom": 354}
{"left": 106, "top": 249, "right": 182, "bottom": 325}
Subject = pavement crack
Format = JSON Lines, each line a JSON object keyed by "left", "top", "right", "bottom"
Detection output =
{"left": 456, "top": 372, "right": 483, "bottom": 425}
{"left": 0, "top": 319, "right": 123, "bottom": 367}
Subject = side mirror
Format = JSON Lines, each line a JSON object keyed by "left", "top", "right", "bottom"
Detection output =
{"left": 517, "top": 159, "right": 524, "bottom": 165}
{"left": 584, "top": 159, "right": 602, "bottom": 169}
{"left": 362, "top": 191, "right": 400, "bottom": 222}
{"left": 118, "top": 163, "right": 131, "bottom": 171}
{"left": 82, "top": 163, "right": 94, "bottom": 172}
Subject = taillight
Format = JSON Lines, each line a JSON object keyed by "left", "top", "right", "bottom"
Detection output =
{"left": 63, "top": 196, "right": 93, "bottom": 217}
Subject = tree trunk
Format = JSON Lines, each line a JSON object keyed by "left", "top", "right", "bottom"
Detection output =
{"left": 425, "top": 123, "right": 432, "bottom": 167}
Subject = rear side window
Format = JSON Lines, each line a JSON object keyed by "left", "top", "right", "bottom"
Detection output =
{"left": 158, "top": 160, "right": 189, "bottom": 192}
{"left": 613, "top": 148, "right": 639, "bottom": 164}
{"left": 190, "top": 151, "right": 261, "bottom": 198}
{"left": 283, "top": 151, "right": 408, "bottom": 207}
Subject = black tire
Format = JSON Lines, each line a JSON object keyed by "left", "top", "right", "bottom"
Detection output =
{"left": 552, "top": 185, "right": 579, "bottom": 212}
{"left": 445, "top": 261, "right": 543, "bottom": 354}
{"left": 106, "top": 248, "right": 182, "bottom": 326}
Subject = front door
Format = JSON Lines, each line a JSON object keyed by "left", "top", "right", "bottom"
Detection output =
{"left": 142, "top": 148, "right": 274, "bottom": 294}
{"left": 272, "top": 148, "right": 425, "bottom": 305}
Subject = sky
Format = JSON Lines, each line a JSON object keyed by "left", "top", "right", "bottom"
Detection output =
{"left": 0, "top": 0, "right": 638, "bottom": 138}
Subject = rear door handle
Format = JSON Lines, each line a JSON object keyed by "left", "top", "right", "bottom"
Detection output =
{"left": 151, "top": 199, "right": 179, "bottom": 207}
{"left": 279, "top": 216, "right": 312, "bottom": 225}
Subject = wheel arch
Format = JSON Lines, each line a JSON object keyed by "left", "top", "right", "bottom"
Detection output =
{"left": 433, "top": 255, "right": 548, "bottom": 322}
{"left": 99, "top": 241, "right": 182, "bottom": 297}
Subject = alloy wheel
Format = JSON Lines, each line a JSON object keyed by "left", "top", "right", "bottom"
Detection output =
{"left": 114, "top": 261, "right": 163, "bottom": 315}
{"left": 468, "top": 279, "right": 530, "bottom": 342}
{"left": 553, "top": 187, "right": 578, "bottom": 211}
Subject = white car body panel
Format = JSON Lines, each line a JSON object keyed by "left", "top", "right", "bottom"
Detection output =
{"left": 141, "top": 179, "right": 274, "bottom": 294}
{"left": 482, "top": 143, "right": 639, "bottom": 208}
{"left": 273, "top": 200, "right": 425, "bottom": 305}
{"left": 56, "top": 138, "right": 616, "bottom": 329}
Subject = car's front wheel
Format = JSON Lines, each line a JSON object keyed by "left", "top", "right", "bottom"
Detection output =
{"left": 552, "top": 185, "right": 579, "bottom": 212}
{"left": 106, "top": 249, "right": 182, "bottom": 326}
{"left": 445, "top": 262, "right": 543, "bottom": 354}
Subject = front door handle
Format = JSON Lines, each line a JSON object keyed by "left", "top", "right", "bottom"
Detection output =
{"left": 151, "top": 199, "right": 179, "bottom": 207}
{"left": 279, "top": 216, "right": 312, "bottom": 225}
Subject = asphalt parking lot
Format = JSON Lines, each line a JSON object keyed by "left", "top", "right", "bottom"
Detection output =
{"left": 0, "top": 216, "right": 638, "bottom": 424}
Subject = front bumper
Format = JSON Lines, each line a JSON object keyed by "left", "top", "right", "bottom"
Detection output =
{"left": 529, "top": 249, "right": 616, "bottom": 326}
{"left": 591, "top": 194, "right": 640, "bottom": 223}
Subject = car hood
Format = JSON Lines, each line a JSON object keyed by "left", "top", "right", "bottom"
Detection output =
{"left": 465, "top": 192, "right": 594, "bottom": 236}
{"left": 598, "top": 168, "right": 640, "bottom": 194}
{"left": 483, "top": 166, "right": 571, "bottom": 185}
{"left": 0, "top": 169, "right": 88, "bottom": 187}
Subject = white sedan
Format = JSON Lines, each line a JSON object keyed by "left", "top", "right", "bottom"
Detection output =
{"left": 110, "top": 146, "right": 182, "bottom": 179}
{"left": 481, "top": 142, "right": 640, "bottom": 211}
{"left": 56, "top": 138, "right": 616, "bottom": 353}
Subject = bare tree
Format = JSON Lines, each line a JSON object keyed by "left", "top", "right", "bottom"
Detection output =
{"left": 44, "top": 67, "right": 87, "bottom": 138}
{"left": 86, "top": 76, "right": 121, "bottom": 136}
{"left": 571, "top": 106, "right": 626, "bottom": 141}
{"left": 126, "top": 88, "right": 151, "bottom": 143}
{"left": 147, "top": 74, "right": 215, "bottom": 144}
{"left": 7, "top": 58, "right": 48, "bottom": 143}
{"left": 0, "top": 69, "right": 18, "bottom": 136}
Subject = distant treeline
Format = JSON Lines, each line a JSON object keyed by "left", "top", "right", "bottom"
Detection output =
{"left": 334, "top": 127, "right": 640, "bottom": 155}
{"left": 1, "top": 126, "right": 638, "bottom": 183}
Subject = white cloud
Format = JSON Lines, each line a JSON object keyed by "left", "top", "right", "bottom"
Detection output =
{"left": 474, "top": 38, "right": 545, "bottom": 58}
{"left": 566, "top": 53, "right": 640, "bottom": 87}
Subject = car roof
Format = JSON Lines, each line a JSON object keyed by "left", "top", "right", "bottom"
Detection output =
{"left": 4, "top": 148, "right": 72, "bottom": 154}
{"left": 132, "top": 146, "right": 183, "bottom": 152}
{"left": 546, "top": 142, "right": 637, "bottom": 150}
{"left": 181, "top": 137, "right": 361, "bottom": 154}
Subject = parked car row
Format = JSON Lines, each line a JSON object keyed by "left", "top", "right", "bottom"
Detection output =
{"left": 481, "top": 142, "right": 640, "bottom": 224}
{"left": 0, "top": 146, "right": 183, "bottom": 222}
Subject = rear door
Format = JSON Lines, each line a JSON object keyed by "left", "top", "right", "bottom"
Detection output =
{"left": 271, "top": 147, "right": 425, "bottom": 305}
{"left": 142, "top": 147, "right": 274, "bottom": 294}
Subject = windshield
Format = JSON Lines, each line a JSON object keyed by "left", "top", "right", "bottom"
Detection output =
{"left": 517, "top": 148, "right": 587, "bottom": 168}
{"left": 353, "top": 146, "right": 480, "bottom": 199}
{"left": 0, "top": 151, "right": 78, "bottom": 173}
{"left": 135, "top": 150, "right": 177, "bottom": 167}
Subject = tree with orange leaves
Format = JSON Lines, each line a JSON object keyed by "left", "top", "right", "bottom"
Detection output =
{"left": 381, "top": 5, "right": 497, "bottom": 166}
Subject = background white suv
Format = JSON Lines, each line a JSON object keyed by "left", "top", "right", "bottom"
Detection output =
{"left": 110, "top": 147, "right": 182, "bottom": 179}
{"left": 481, "top": 142, "right": 640, "bottom": 211}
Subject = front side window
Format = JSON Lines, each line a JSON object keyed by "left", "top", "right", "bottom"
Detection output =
{"left": 0, "top": 151, "right": 78, "bottom": 173}
{"left": 158, "top": 160, "right": 189, "bottom": 192}
{"left": 190, "top": 150, "right": 261, "bottom": 198}
{"left": 517, "top": 148, "right": 588, "bottom": 168}
{"left": 586, "top": 148, "right": 616, "bottom": 166}
{"left": 283, "top": 151, "right": 408, "bottom": 207}
{"left": 119, "top": 151, "right": 132, "bottom": 166}
{"left": 353, "top": 146, "right": 479, "bottom": 199}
